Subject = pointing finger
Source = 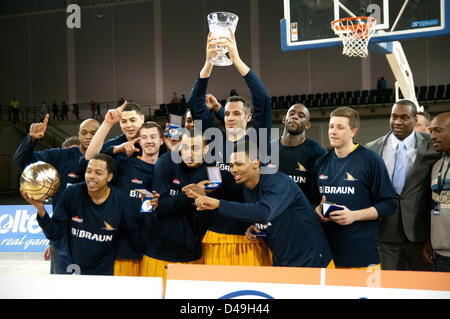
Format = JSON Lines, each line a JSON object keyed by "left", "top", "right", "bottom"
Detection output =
{"left": 118, "top": 100, "right": 128, "bottom": 112}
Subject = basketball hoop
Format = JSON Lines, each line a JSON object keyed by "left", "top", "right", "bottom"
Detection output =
{"left": 331, "top": 16, "right": 377, "bottom": 58}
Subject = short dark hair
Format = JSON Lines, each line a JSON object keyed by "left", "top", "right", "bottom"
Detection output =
{"left": 226, "top": 96, "right": 252, "bottom": 115}
{"left": 62, "top": 136, "right": 80, "bottom": 148}
{"left": 140, "top": 121, "right": 163, "bottom": 138}
{"left": 394, "top": 99, "right": 418, "bottom": 117}
{"left": 330, "top": 106, "right": 360, "bottom": 131}
{"left": 90, "top": 153, "right": 114, "bottom": 175}
{"left": 232, "top": 141, "right": 259, "bottom": 162}
{"left": 123, "top": 103, "right": 143, "bottom": 115}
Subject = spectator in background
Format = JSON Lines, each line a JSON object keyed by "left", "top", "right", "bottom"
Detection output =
{"left": 96, "top": 103, "right": 102, "bottom": 121}
{"left": 170, "top": 92, "right": 179, "bottom": 104}
{"left": 415, "top": 111, "right": 432, "bottom": 134}
{"left": 230, "top": 88, "right": 238, "bottom": 96}
{"left": 90, "top": 99, "right": 96, "bottom": 118}
{"left": 40, "top": 102, "right": 47, "bottom": 122}
{"left": 10, "top": 96, "right": 20, "bottom": 124}
{"left": 52, "top": 100, "right": 59, "bottom": 121}
{"left": 60, "top": 101, "right": 69, "bottom": 120}
{"left": 377, "top": 77, "right": 386, "bottom": 90}
{"left": 72, "top": 103, "right": 80, "bottom": 120}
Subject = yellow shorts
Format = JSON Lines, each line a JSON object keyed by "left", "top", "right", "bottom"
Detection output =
{"left": 114, "top": 259, "right": 141, "bottom": 276}
{"left": 201, "top": 230, "right": 272, "bottom": 266}
{"left": 326, "top": 259, "right": 335, "bottom": 269}
{"left": 139, "top": 255, "right": 203, "bottom": 283}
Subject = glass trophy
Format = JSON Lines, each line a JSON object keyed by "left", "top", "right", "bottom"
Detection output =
{"left": 207, "top": 12, "right": 239, "bottom": 66}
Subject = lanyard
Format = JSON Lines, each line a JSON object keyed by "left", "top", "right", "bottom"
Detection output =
{"left": 437, "top": 155, "right": 450, "bottom": 195}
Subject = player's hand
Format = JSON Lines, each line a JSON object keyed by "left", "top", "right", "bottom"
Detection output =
{"left": 205, "top": 32, "right": 223, "bottom": 63}
{"left": 205, "top": 94, "right": 221, "bottom": 112}
{"left": 315, "top": 195, "right": 330, "bottom": 223}
{"left": 149, "top": 191, "right": 160, "bottom": 211}
{"left": 44, "top": 246, "right": 51, "bottom": 261}
{"left": 163, "top": 122, "right": 181, "bottom": 152}
{"left": 104, "top": 101, "right": 127, "bottom": 126}
{"left": 217, "top": 27, "right": 240, "bottom": 63}
{"left": 329, "top": 205, "right": 355, "bottom": 226}
{"left": 194, "top": 196, "right": 219, "bottom": 211}
{"left": 116, "top": 137, "right": 140, "bottom": 157}
{"left": 245, "top": 225, "right": 261, "bottom": 241}
{"left": 182, "top": 181, "right": 213, "bottom": 199}
{"left": 20, "top": 189, "right": 46, "bottom": 217}
{"left": 422, "top": 241, "right": 433, "bottom": 265}
{"left": 29, "top": 114, "right": 49, "bottom": 142}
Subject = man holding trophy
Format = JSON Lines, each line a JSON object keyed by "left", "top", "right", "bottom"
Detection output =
{"left": 187, "top": 12, "right": 273, "bottom": 266}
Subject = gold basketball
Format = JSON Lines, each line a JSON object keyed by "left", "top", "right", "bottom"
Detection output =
{"left": 20, "top": 161, "right": 60, "bottom": 201}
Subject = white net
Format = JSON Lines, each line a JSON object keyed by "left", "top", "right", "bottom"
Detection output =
{"left": 331, "top": 17, "right": 377, "bottom": 58}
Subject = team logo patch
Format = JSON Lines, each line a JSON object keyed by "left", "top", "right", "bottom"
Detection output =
{"left": 72, "top": 216, "right": 83, "bottom": 223}
{"left": 131, "top": 178, "right": 143, "bottom": 184}
{"left": 173, "top": 178, "right": 180, "bottom": 185}
{"left": 103, "top": 221, "right": 116, "bottom": 231}
{"left": 344, "top": 171, "right": 358, "bottom": 181}
{"left": 319, "top": 174, "right": 328, "bottom": 180}
{"left": 68, "top": 172, "right": 79, "bottom": 179}
{"left": 296, "top": 162, "right": 307, "bottom": 172}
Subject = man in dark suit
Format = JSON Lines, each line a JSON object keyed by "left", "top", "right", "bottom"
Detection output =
{"left": 366, "top": 99, "right": 441, "bottom": 271}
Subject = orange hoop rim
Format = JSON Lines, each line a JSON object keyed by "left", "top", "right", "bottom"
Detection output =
{"left": 331, "top": 16, "right": 377, "bottom": 32}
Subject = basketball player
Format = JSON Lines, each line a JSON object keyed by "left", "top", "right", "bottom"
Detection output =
{"left": 101, "top": 102, "right": 145, "bottom": 158}
{"left": 139, "top": 129, "right": 216, "bottom": 283}
{"left": 272, "top": 103, "right": 326, "bottom": 203}
{"left": 14, "top": 114, "right": 100, "bottom": 274}
{"left": 194, "top": 141, "right": 333, "bottom": 268}
{"left": 84, "top": 103, "right": 163, "bottom": 276}
{"left": 313, "top": 107, "right": 398, "bottom": 269}
{"left": 187, "top": 30, "right": 272, "bottom": 266}
{"left": 21, "top": 154, "right": 156, "bottom": 275}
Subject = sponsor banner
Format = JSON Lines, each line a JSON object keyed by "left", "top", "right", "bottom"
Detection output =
{"left": 165, "top": 264, "right": 450, "bottom": 299}
{"left": 0, "top": 205, "right": 51, "bottom": 253}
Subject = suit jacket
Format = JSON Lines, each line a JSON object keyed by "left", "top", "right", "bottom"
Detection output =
{"left": 366, "top": 131, "right": 441, "bottom": 243}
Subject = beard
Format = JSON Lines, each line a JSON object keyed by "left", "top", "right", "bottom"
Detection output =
{"left": 285, "top": 121, "right": 304, "bottom": 135}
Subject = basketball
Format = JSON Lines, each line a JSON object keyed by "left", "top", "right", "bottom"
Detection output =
{"left": 20, "top": 161, "right": 60, "bottom": 201}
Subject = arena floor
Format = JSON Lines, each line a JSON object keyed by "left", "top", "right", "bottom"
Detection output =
{"left": 0, "top": 252, "right": 49, "bottom": 275}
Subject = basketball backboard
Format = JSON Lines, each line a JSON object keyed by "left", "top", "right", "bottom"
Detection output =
{"left": 281, "top": 0, "right": 450, "bottom": 51}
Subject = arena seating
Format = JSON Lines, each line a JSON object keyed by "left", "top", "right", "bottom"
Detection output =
{"left": 151, "top": 84, "right": 449, "bottom": 115}
{"left": 266, "top": 84, "right": 449, "bottom": 110}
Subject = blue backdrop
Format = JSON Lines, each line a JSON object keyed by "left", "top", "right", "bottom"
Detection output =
{"left": 0, "top": 205, "right": 52, "bottom": 252}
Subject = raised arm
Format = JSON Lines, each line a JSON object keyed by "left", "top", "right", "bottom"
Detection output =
{"left": 187, "top": 33, "right": 222, "bottom": 132}
{"left": 13, "top": 114, "right": 65, "bottom": 169}
{"left": 85, "top": 101, "right": 127, "bottom": 161}
{"left": 220, "top": 28, "right": 272, "bottom": 139}
{"left": 195, "top": 176, "right": 298, "bottom": 225}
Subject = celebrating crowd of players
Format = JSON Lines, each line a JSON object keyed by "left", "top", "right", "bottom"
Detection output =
{"left": 15, "top": 29, "right": 450, "bottom": 277}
